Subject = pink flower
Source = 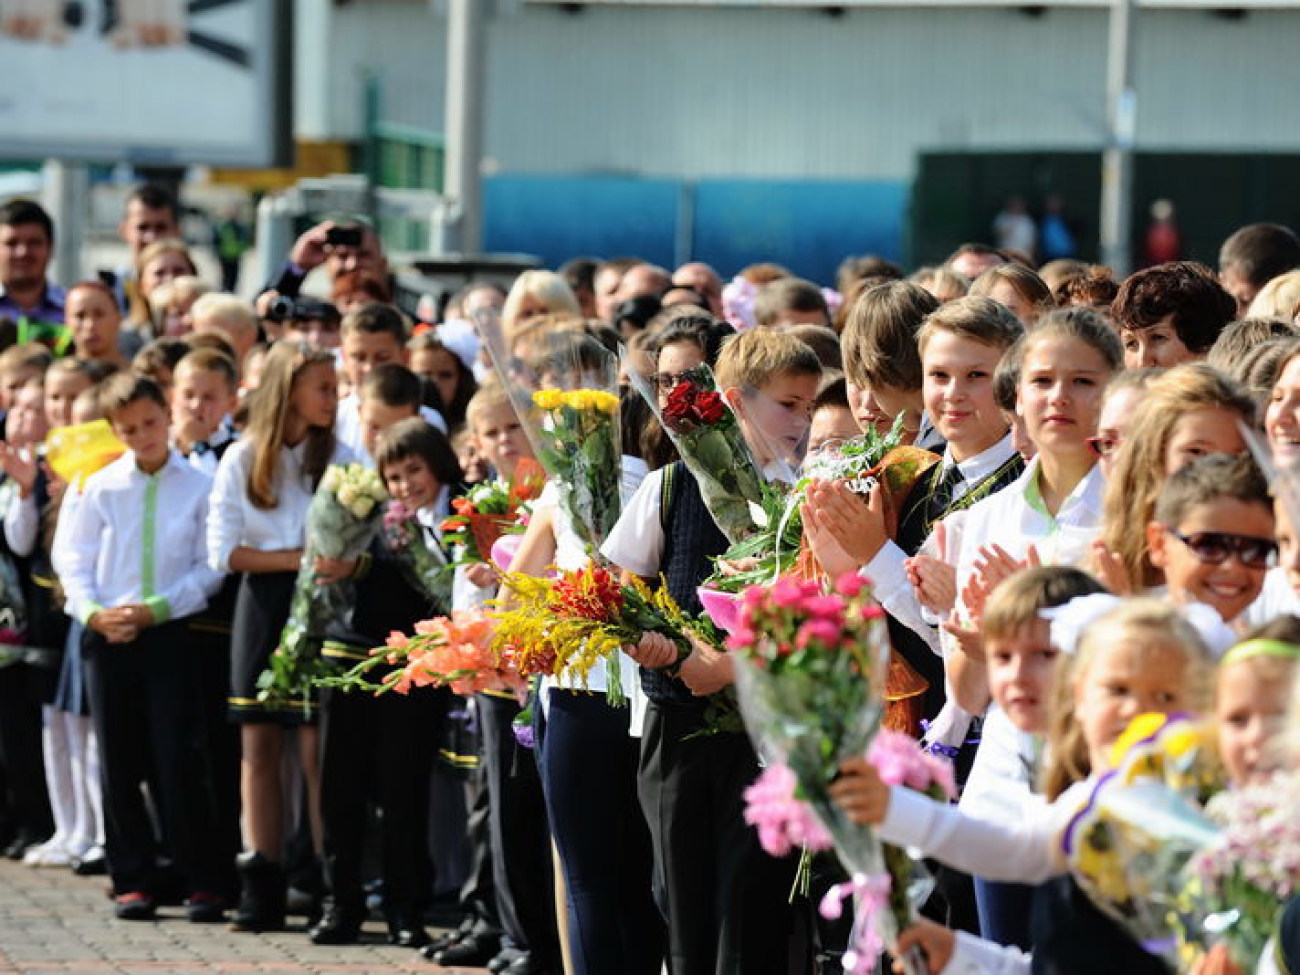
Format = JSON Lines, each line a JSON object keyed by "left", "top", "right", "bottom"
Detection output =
{"left": 743, "top": 763, "right": 832, "bottom": 857}
{"left": 834, "top": 573, "right": 866, "bottom": 599}
{"left": 868, "top": 730, "right": 957, "bottom": 799}
{"left": 383, "top": 500, "right": 412, "bottom": 531}
{"left": 796, "top": 618, "right": 841, "bottom": 650}
{"left": 770, "top": 577, "right": 807, "bottom": 609}
{"left": 800, "top": 595, "right": 846, "bottom": 621}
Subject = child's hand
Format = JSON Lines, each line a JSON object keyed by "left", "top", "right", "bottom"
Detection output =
{"left": 828, "top": 755, "right": 891, "bottom": 825}
{"left": 906, "top": 555, "right": 956, "bottom": 615}
{"left": 624, "top": 631, "right": 678, "bottom": 669}
{"left": 716, "top": 556, "right": 760, "bottom": 577}
{"left": 1089, "top": 540, "right": 1132, "bottom": 595}
{"left": 804, "top": 479, "right": 889, "bottom": 567}
{"left": 893, "top": 918, "right": 955, "bottom": 974}
{"left": 1190, "top": 944, "right": 1242, "bottom": 975}
{"left": 88, "top": 608, "right": 139, "bottom": 644}
{"left": 802, "top": 500, "right": 859, "bottom": 578}
{"left": 464, "top": 562, "right": 499, "bottom": 588}
{"left": 941, "top": 616, "right": 984, "bottom": 662}
{"left": 314, "top": 556, "right": 357, "bottom": 585}
{"left": 678, "top": 637, "right": 734, "bottom": 695}
{"left": 970, "top": 543, "right": 1040, "bottom": 596}
{"left": 0, "top": 443, "right": 38, "bottom": 498}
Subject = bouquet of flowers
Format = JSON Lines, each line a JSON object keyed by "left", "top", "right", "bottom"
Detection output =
{"left": 1063, "top": 713, "right": 1223, "bottom": 966}
{"left": 492, "top": 562, "right": 694, "bottom": 705}
{"left": 1187, "top": 772, "right": 1300, "bottom": 967}
{"left": 527, "top": 387, "right": 621, "bottom": 554}
{"left": 319, "top": 607, "right": 527, "bottom": 700}
{"left": 731, "top": 573, "right": 930, "bottom": 974}
{"left": 628, "top": 363, "right": 769, "bottom": 544}
{"left": 439, "top": 457, "right": 545, "bottom": 566}
{"left": 258, "top": 463, "right": 388, "bottom": 715}
{"left": 482, "top": 331, "right": 623, "bottom": 556}
{"left": 380, "top": 500, "right": 452, "bottom": 611}
{"left": 704, "top": 415, "right": 932, "bottom": 596}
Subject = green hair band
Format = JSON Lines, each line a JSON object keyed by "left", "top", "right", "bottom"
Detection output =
{"left": 1223, "top": 638, "right": 1300, "bottom": 666}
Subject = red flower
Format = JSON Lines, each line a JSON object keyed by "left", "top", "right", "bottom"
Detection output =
{"left": 439, "top": 518, "right": 463, "bottom": 534}
{"left": 551, "top": 565, "right": 625, "bottom": 621}
{"left": 451, "top": 497, "right": 474, "bottom": 515}
{"left": 693, "top": 390, "right": 726, "bottom": 425}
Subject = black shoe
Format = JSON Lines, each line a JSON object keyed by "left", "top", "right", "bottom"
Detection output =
{"left": 309, "top": 904, "right": 364, "bottom": 945}
{"left": 434, "top": 933, "right": 504, "bottom": 968}
{"left": 72, "top": 848, "right": 108, "bottom": 876}
{"left": 386, "top": 917, "right": 431, "bottom": 949}
{"left": 418, "top": 925, "right": 470, "bottom": 961}
{"left": 230, "top": 852, "right": 286, "bottom": 933}
{"left": 487, "top": 947, "right": 525, "bottom": 973}
{"left": 504, "top": 956, "right": 561, "bottom": 975}
{"left": 114, "top": 891, "right": 157, "bottom": 921}
{"left": 186, "top": 892, "right": 227, "bottom": 924}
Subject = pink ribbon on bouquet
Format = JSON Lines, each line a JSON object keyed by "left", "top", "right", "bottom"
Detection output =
{"left": 819, "top": 872, "right": 891, "bottom": 975}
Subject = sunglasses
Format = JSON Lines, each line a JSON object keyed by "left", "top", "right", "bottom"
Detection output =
{"left": 1085, "top": 435, "right": 1120, "bottom": 458}
{"left": 1164, "top": 527, "right": 1278, "bottom": 570}
{"left": 653, "top": 371, "right": 696, "bottom": 392}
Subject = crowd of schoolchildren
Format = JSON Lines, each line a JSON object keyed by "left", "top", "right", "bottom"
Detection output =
{"left": 6, "top": 185, "right": 1300, "bottom": 975}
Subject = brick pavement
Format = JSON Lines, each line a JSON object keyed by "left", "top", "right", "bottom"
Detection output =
{"left": 0, "top": 861, "right": 487, "bottom": 975}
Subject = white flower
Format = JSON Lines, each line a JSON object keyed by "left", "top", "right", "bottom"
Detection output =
{"left": 321, "top": 467, "right": 339, "bottom": 492}
{"left": 748, "top": 501, "right": 769, "bottom": 528}
{"left": 337, "top": 484, "right": 358, "bottom": 507}
{"left": 350, "top": 496, "right": 376, "bottom": 519}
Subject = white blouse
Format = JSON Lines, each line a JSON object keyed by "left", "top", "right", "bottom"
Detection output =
{"left": 207, "top": 437, "right": 356, "bottom": 573}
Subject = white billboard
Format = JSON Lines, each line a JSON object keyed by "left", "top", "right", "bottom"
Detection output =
{"left": 0, "top": 0, "right": 291, "bottom": 166}
{"left": 523, "top": 1, "right": 1299, "bottom": 6}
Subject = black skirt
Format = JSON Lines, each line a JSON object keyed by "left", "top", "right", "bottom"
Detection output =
{"left": 228, "top": 570, "right": 310, "bottom": 725}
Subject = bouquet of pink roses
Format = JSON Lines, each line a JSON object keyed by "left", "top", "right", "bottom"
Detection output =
{"left": 731, "top": 573, "right": 931, "bottom": 975}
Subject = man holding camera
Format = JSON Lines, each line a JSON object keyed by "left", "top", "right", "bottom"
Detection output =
{"left": 256, "top": 219, "right": 390, "bottom": 321}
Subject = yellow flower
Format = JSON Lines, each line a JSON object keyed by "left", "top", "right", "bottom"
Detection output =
{"left": 532, "top": 389, "right": 565, "bottom": 411}
{"left": 588, "top": 390, "right": 620, "bottom": 413}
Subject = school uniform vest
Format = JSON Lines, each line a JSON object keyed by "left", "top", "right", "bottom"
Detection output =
{"left": 645, "top": 461, "right": 729, "bottom": 708}
{"left": 890, "top": 454, "right": 1026, "bottom": 725}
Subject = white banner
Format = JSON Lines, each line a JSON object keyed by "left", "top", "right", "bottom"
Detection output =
{"left": 0, "top": 0, "right": 290, "bottom": 166}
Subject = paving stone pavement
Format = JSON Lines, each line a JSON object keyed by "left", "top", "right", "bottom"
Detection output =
{"left": 0, "top": 861, "right": 488, "bottom": 975}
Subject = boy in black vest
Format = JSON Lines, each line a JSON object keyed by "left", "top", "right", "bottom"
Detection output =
{"left": 603, "top": 329, "right": 821, "bottom": 975}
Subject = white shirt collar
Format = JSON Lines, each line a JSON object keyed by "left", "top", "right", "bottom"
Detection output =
{"left": 942, "top": 432, "right": 1016, "bottom": 487}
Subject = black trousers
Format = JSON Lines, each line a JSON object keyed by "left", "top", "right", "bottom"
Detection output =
{"left": 84, "top": 620, "right": 219, "bottom": 896}
{"left": 0, "top": 662, "right": 52, "bottom": 844}
{"left": 190, "top": 623, "right": 241, "bottom": 898}
{"left": 537, "top": 690, "right": 664, "bottom": 975}
{"left": 318, "top": 683, "right": 443, "bottom": 918}
{"left": 638, "top": 701, "right": 812, "bottom": 975}
{"left": 476, "top": 692, "right": 559, "bottom": 963}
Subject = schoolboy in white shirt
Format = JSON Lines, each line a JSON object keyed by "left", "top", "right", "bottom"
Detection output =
{"left": 59, "top": 373, "right": 225, "bottom": 922}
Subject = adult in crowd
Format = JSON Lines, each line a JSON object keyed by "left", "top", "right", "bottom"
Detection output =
{"left": 0, "top": 200, "right": 64, "bottom": 338}
{"left": 1218, "top": 222, "right": 1300, "bottom": 316}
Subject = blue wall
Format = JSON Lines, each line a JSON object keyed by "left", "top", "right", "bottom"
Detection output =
{"left": 484, "top": 174, "right": 907, "bottom": 285}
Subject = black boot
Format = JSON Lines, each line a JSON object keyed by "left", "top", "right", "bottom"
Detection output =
{"left": 310, "top": 897, "right": 365, "bottom": 945}
{"left": 231, "top": 851, "right": 286, "bottom": 933}
{"left": 384, "top": 907, "right": 430, "bottom": 949}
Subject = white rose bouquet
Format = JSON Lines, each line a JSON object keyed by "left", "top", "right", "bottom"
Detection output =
{"left": 258, "top": 463, "right": 388, "bottom": 715}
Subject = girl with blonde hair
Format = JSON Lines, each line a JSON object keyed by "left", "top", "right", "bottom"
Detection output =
{"left": 1093, "top": 363, "right": 1255, "bottom": 593}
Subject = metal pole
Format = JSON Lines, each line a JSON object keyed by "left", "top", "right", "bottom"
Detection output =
{"left": 441, "top": 0, "right": 485, "bottom": 256}
{"left": 1099, "top": 0, "right": 1137, "bottom": 275}
{"left": 42, "top": 160, "right": 87, "bottom": 287}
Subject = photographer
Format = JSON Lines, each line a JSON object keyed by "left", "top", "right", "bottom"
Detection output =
{"left": 255, "top": 219, "right": 392, "bottom": 323}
